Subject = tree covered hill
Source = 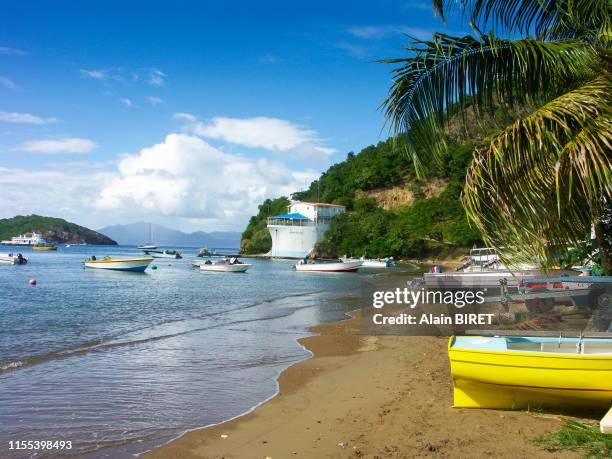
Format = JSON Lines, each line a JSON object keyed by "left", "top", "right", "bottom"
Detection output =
{"left": 0, "top": 215, "right": 117, "bottom": 245}
{"left": 240, "top": 103, "right": 524, "bottom": 258}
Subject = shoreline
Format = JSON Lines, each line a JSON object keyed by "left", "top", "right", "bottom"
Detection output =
{"left": 144, "top": 310, "right": 584, "bottom": 458}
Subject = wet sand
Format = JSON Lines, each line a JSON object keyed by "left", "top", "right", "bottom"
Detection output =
{"left": 145, "top": 312, "right": 581, "bottom": 458}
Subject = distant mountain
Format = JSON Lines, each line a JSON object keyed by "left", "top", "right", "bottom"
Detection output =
{"left": 0, "top": 215, "right": 117, "bottom": 245}
{"left": 97, "top": 222, "right": 241, "bottom": 248}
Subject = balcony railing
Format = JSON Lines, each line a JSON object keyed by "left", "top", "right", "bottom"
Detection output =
{"left": 267, "top": 218, "right": 316, "bottom": 227}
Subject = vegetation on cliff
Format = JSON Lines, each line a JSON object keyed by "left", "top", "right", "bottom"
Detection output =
{"left": 240, "top": 198, "right": 290, "bottom": 254}
{"left": 0, "top": 215, "right": 117, "bottom": 245}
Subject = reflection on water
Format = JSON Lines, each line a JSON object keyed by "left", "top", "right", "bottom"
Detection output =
{"left": 0, "top": 246, "right": 398, "bottom": 458}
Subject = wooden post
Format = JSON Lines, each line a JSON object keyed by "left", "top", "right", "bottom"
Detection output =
{"left": 601, "top": 405, "right": 612, "bottom": 433}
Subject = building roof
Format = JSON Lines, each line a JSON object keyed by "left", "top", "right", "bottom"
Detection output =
{"left": 271, "top": 213, "right": 309, "bottom": 220}
{"left": 292, "top": 201, "right": 345, "bottom": 207}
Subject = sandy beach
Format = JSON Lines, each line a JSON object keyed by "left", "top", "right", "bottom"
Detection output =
{"left": 145, "top": 311, "right": 585, "bottom": 458}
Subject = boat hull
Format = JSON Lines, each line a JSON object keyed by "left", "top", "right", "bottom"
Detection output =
{"left": 0, "top": 254, "right": 27, "bottom": 264}
{"left": 449, "top": 337, "right": 612, "bottom": 410}
{"left": 199, "top": 263, "right": 251, "bottom": 272}
{"left": 295, "top": 261, "right": 362, "bottom": 272}
{"left": 425, "top": 269, "right": 576, "bottom": 289}
{"left": 32, "top": 246, "right": 57, "bottom": 251}
{"left": 83, "top": 258, "right": 153, "bottom": 272}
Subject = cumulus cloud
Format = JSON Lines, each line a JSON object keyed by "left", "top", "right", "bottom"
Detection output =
{"left": 0, "top": 75, "right": 18, "bottom": 90}
{"left": 175, "top": 114, "right": 336, "bottom": 160}
{"left": 148, "top": 69, "right": 166, "bottom": 86}
{"left": 16, "top": 137, "right": 97, "bottom": 154}
{"left": 0, "top": 46, "right": 27, "bottom": 56}
{"left": 0, "top": 111, "right": 59, "bottom": 124}
{"left": 94, "top": 133, "right": 317, "bottom": 221}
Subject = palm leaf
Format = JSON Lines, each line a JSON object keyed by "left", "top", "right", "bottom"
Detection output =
{"left": 462, "top": 77, "right": 612, "bottom": 266}
{"left": 381, "top": 33, "right": 598, "bottom": 176}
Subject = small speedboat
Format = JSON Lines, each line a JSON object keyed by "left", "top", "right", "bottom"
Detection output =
{"left": 295, "top": 259, "right": 362, "bottom": 272}
{"left": 0, "top": 253, "right": 28, "bottom": 264}
{"left": 342, "top": 256, "right": 394, "bottom": 268}
{"left": 82, "top": 256, "right": 153, "bottom": 272}
{"left": 197, "top": 257, "right": 251, "bottom": 273}
{"left": 32, "top": 244, "right": 57, "bottom": 251}
{"left": 143, "top": 249, "right": 182, "bottom": 259}
{"left": 449, "top": 335, "right": 612, "bottom": 410}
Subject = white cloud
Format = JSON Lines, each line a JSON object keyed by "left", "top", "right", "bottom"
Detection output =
{"left": 0, "top": 111, "right": 59, "bottom": 124}
{"left": 348, "top": 24, "right": 433, "bottom": 40}
{"left": 148, "top": 69, "right": 166, "bottom": 86}
{"left": 94, "top": 133, "right": 317, "bottom": 221}
{"left": 176, "top": 115, "right": 336, "bottom": 160}
{"left": 0, "top": 46, "right": 27, "bottom": 56}
{"left": 146, "top": 96, "right": 164, "bottom": 106}
{"left": 16, "top": 137, "right": 97, "bottom": 154}
{"left": 0, "top": 75, "right": 18, "bottom": 90}
{"left": 119, "top": 98, "right": 133, "bottom": 107}
{"left": 403, "top": 1, "right": 433, "bottom": 12}
{"left": 334, "top": 42, "right": 371, "bottom": 59}
{"left": 258, "top": 54, "right": 279, "bottom": 64}
{"left": 80, "top": 68, "right": 115, "bottom": 81}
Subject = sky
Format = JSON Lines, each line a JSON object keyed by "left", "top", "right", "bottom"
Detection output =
{"left": 0, "top": 0, "right": 467, "bottom": 232}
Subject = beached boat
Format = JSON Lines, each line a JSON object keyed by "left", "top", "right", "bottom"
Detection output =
{"left": 32, "top": 244, "right": 58, "bottom": 251}
{"left": 449, "top": 335, "right": 612, "bottom": 410}
{"left": 0, "top": 253, "right": 28, "bottom": 264}
{"left": 424, "top": 268, "right": 578, "bottom": 289}
{"left": 143, "top": 249, "right": 182, "bottom": 259}
{"left": 197, "top": 257, "right": 251, "bottom": 273}
{"left": 295, "top": 259, "right": 362, "bottom": 272}
{"left": 82, "top": 256, "right": 153, "bottom": 272}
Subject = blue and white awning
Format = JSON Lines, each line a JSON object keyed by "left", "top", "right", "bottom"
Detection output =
{"left": 270, "top": 213, "right": 309, "bottom": 220}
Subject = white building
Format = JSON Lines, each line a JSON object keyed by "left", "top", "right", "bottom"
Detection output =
{"left": 267, "top": 201, "right": 345, "bottom": 258}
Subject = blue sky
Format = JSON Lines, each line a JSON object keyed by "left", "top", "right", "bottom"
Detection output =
{"left": 0, "top": 0, "right": 466, "bottom": 232}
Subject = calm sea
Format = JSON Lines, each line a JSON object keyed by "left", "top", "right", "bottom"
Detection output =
{"left": 0, "top": 245, "right": 402, "bottom": 458}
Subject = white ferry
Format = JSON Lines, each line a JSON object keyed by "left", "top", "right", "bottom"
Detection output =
{"left": 1, "top": 231, "right": 47, "bottom": 246}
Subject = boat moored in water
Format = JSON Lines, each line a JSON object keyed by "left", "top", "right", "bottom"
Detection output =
{"left": 0, "top": 253, "right": 28, "bottom": 264}
{"left": 449, "top": 335, "right": 612, "bottom": 410}
{"left": 143, "top": 249, "right": 182, "bottom": 259}
{"left": 295, "top": 259, "right": 362, "bottom": 272}
{"left": 342, "top": 255, "right": 394, "bottom": 268}
{"left": 82, "top": 256, "right": 154, "bottom": 272}
{"left": 32, "top": 243, "right": 58, "bottom": 251}
{"left": 196, "top": 257, "right": 251, "bottom": 273}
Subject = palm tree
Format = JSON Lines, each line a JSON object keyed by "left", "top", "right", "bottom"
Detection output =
{"left": 382, "top": 0, "right": 611, "bottom": 273}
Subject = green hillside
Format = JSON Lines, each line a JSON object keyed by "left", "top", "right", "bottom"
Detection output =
{"left": 0, "top": 215, "right": 117, "bottom": 245}
{"left": 240, "top": 103, "right": 524, "bottom": 258}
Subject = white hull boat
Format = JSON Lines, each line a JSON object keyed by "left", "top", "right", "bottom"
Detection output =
{"left": 0, "top": 253, "right": 28, "bottom": 264}
{"left": 295, "top": 259, "right": 362, "bottom": 272}
{"left": 197, "top": 257, "right": 251, "bottom": 273}
{"left": 424, "top": 268, "right": 577, "bottom": 289}
{"left": 82, "top": 257, "right": 153, "bottom": 272}
{"left": 343, "top": 257, "right": 393, "bottom": 268}
{"left": 143, "top": 249, "right": 182, "bottom": 259}
{"left": 137, "top": 244, "right": 157, "bottom": 250}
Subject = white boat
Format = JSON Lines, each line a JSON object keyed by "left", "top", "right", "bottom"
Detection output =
{"left": 1, "top": 231, "right": 47, "bottom": 246}
{"left": 197, "top": 257, "right": 251, "bottom": 273}
{"left": 0, "top": 253, "right": 28, "bottom": 264}
{"left": 342, "top": 255, "right": 394, "bottom": 268}
{"left": 137, "top": 223, "right": 157, "bottom": 250}
{"left": 82, "top": 256, "right": 153, "bottom": 272}
{"left": 143, "top": 249, "right": 182, "bottom": 259}
{"left": 424, "top": 268, "right": 580, "bottom": 289}
{"left": 295, "top": 259, "right": 362, "bottom": 272}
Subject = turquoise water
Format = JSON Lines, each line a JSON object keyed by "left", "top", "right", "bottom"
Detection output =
{"left": 0, "top": 245, "right": 377, "bottom": 458}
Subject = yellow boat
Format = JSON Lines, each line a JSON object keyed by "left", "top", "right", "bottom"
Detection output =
{"left": 32, "top": 244, "right": 57, "bottom": 251}
{"left": 448, "top": 336, "right": 612, "bottom": 410}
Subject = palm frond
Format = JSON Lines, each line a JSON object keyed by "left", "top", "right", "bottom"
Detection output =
{"left": 462, "top": 77, "right": 612, "bottom": 266}
{"left": 432, "top": 0, "right": 611, "bottom": 40}
{"left": 381, "top": 33, "right": 597, "bottom": 176}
